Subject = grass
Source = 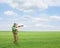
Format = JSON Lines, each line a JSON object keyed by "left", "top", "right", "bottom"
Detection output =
{"left": 0, "top": 31, "right": 60, "bottom": 48}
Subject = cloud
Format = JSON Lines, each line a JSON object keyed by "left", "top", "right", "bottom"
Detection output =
{"left": 50, "top": 16, "right": 60, "bottom": 20}
{"left": 23, "top": 9, "right": 33, "bottom": 13}
{"left": 23, "top": 16, "right": 49, "bottom": 22}
{"left": 34, "top": 23, "right": 55, "bottom": 28}
{"left": 23, "top": 14, "right": 60, "bottom": 23}
{"left": 23, "top": 14, "right": 60, "bottom": 26}
{"left": 0, "top": 0, "right": 60, "bottom": 12}
{"left": 34, "top": 24, "right": 43, "bottom": 27}
{"left": 4, "top": 10, "right": 18, "bottom": 16}
{"left": 32, "top": 17, "right": 49, "bottom": 22}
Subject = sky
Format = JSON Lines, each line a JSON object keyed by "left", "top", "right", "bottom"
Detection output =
{"left": 0, "top": 0, "right": 60, "bottom": 31}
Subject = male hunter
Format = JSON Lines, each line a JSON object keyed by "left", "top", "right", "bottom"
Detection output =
{"left": 12, "top": 23, "right": 23, "bottom": 43}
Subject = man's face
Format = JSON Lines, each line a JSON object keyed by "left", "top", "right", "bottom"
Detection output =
{"left": 14, "top": 23, "right": 17, "bottom": 26}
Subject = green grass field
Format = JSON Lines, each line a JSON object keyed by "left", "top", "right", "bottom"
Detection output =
{"left": 0, "top": 31, "right": 60, "bottom": 48}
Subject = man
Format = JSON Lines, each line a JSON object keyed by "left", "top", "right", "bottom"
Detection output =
{"left": 12, "top": 23, "right": 23, "bottom": 43}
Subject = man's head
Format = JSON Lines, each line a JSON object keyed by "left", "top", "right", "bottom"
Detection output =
{"left": 13, "top": 23, "right": 17, "bottom": 27}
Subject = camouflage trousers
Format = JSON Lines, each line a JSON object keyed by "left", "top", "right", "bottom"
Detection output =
{"left": 12, "top": 30, "right": 18, "bottom": 43}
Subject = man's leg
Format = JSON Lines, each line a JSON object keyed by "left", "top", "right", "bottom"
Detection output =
{"left": 14, "top": 33, "right": 18, "bottom": 43}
